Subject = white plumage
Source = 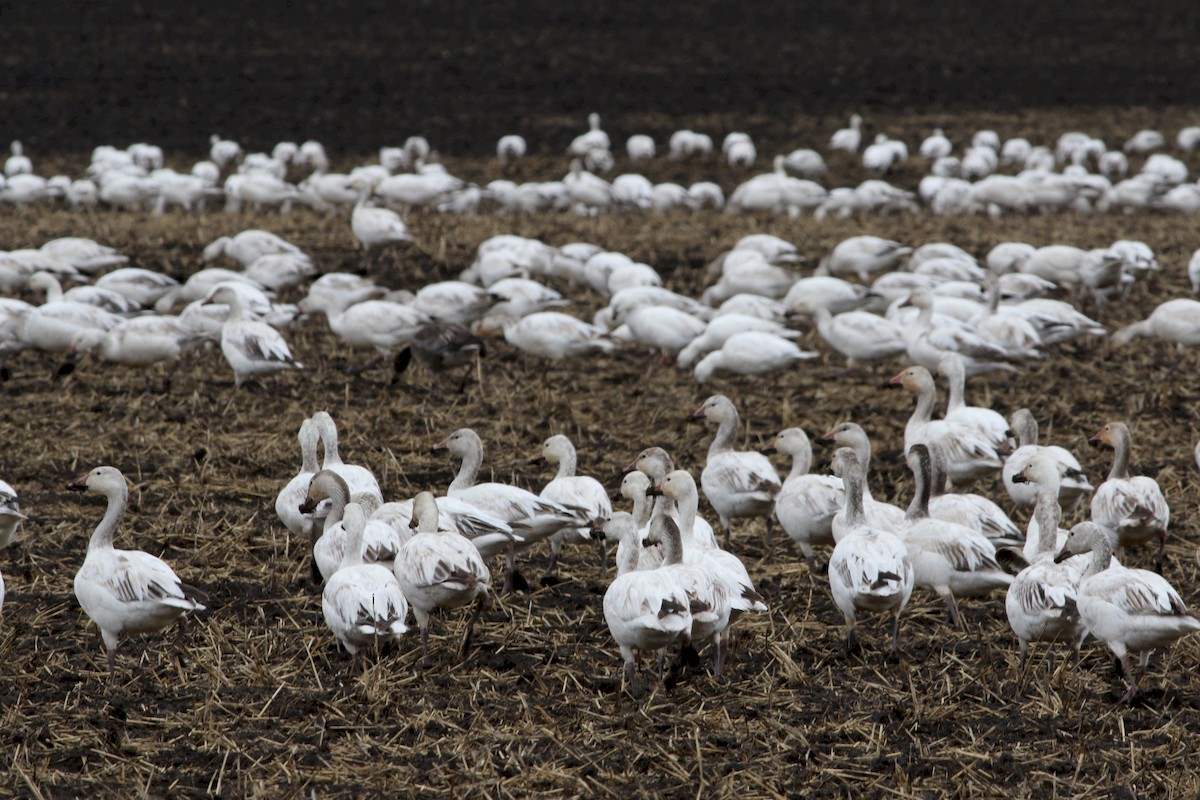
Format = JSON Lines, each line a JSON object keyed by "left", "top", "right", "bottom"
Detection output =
{"left": 69, "top": 466, "right": 205, "bottom": 670}
{"left": 322, "top": 503, "right": 408, "bottom": 656}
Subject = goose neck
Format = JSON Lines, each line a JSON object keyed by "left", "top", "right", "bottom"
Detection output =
{"left": 1107, "top": 428, "right": 1131, "bottom": 481}
{"left": 708, "top": 411, "right": 739, "bottom": 458}
{"left": 88, "top": 484, "right": 128, "bottom": 551}
{"left": 449, "top": 445, "right": 483, "bottom": 491}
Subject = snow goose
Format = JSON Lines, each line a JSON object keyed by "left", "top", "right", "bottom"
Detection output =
{"left": 568, "top": 112, "right": 610, "bottom": 155}
{"left": 900, "top": 445, "right": 1011, "bottom": 625}
{"left": 817, "top": 422, "right": 906, "bottom": 533}
{"left": 20, "top": 274, "right": 123, "bottom": 357}
{"left": 408, "top": 281, "right": 496, "bottom": 327}
{"left": 491, "top": 311, "right": 613, "bottom": 362}
{"left": 396, "top": 492, "right": 491, "bottom": 654}
{"left": 1002, "top": 408, "right": 1092, "bottom": 510}
{"left": 1112, "top": 299, "right": 1200, "bottom": 348}
{"left": 351, "top": 189, "right": 413, "bottom": 257}
{"left": 919, "top": 129, "right": 953, "bottom": 160}
{"left": 563, "top": 159, "right": 611, "bottom": 213}
{"left": 0, "top": 478, "right": 25, "bottom": 548}
{"left": 816, "top": 236, "right": 911, "bottom": 283}
{"left": 4, "top": 141, "right": 31, "bottom": 176}
{"left": 275, "top": 417, "right": 320, "bottom": 539}
{"left": 827, "top": 448, "right": 914, "bottom": 653}
{"left": 761, "top": 428, "right": 844, "bottom": 570}
{"left": 690, "top": 395, "right": 782, "bottom": 544}
{"left": 300, "top": 291, "right": 428, "bottom": 378}
{"left": 28, "top": 271, "right": 139, "bottom": 315}
{"left": 643, "top": 514, "right": 732, "bottom": 675}
{"left": 938, "top": 353, "right": 1014, "bottom": 454}
{"left": 781, "top": 276, "right": 875, "bottom": 316}
{"left": 653, "top": 470, "right": 768, "bottom": 629}
{"left": 322, "top": 502, "right": 408, "bottom": 657}
{"left": 700, "top": 247, "right": 801, "bottom": 304}
{"left": 829, "top": 114, "right": 864, "bottom": 152}
{"left": 66, "top": 314, "right": 205, "bottom": 383}
{"left": 783, "top": 148, "right": 827, "bottom": 178}
{"left": 40, "top": 238, "right": 128, "bottom": 273}
{"left": 301, "top": 470, "right": 400, "bottom": 582}
{"left": 900, "top": 287, "right": 1020, "bottom": 377}
{"left": 496, "top": 134, "right": 526, "bottom": 163}
{"left": 885, "top": 366, "right": 1002, "bottom": 486}
{"left": 809, "top": 304, "right": 906, "bottom": 367}
{"left": 202, "top": 230, "right": 305, "bottom": 267}
{"left": 676, "top": 314, "right": 800, "bottom": 368}
{"left": 68, "top": 466, "right": 205, "bottom": 671}
{"left": 626, "top": 447, "right": 718, "bottom": 548}
{"left": 531, "top": 434, "right": 613, "bottom": 577}
{"left": 1003, "top": 455, "right": 1088, "bottom": 668}
{"left": 599, "top": 513, "right": 692, "bottom": 686}
{"left": 203, "top": 284, "right": 303, "bottom": 389}
{"left": 1088, "top": 422, "right": 1170, "bottom": 564}
{"left": 309, "top": 411, "right": 383, "bottom": 503}
{"left": 243, "top": 253, "right": 316, "bottom": 293}
{"left": 209, "top": 134, "right": 241, "bottom": 167}
{"left": 693, "top": 331, "right": 818, "bottom": 384}
{"left": 484, "top": 277, "right": 569, "bottom": 319}
{"left": 1006, "top": 297, "right": 1105, "bottom": 345}
{"left": 622, "top": 305, "right": 706, "bottom": 361}
{"left": 434, "top": 428, "right": 582, "bottom": 590}
{"left": 613, "top": 470, "right": 662, "bottom": 570}
{"left": 714, "top": 294, "right": 789, "bottom": 322}
{"left": 153, "top": 268, "right": 265, "bottom": 312}
{"left": 922, "top": 446, "right": 1021, "bottom": 547}
{"left": 1054, "top": 521, "right": 1200, "bottom": 701}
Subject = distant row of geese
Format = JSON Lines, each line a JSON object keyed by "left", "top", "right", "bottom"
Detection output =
{"left": 5, "top": 111, "right": 1200, "bottom": 216}
{"left": 2, "top": 226, "right": 1200, "bottom": 396}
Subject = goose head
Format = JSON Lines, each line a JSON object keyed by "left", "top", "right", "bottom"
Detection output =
{"left": 1089, "top": 421, "right": 1128, "bottom": 450}
{"left": 616, "top": 470, "right": 650, "bottom": 502}
{"left": 1010, "top": 452, "right": 1060, "bottom": 486}
{"left": 626, "top": 446, "right": 674, "bottom": 479}
{"left": 689, "top": 394, "right": 736, "bottom": 425}
{"left": 884, "top": 365, "right": 933, "bottom": 394}
{"left": 67, "top": 465, "right": 127, "bottom": 496}
{"left": 299, "top": 469, "right": 349, "bottom": 514}
{"left": 656, "top": 469, "right": 698, "bottom": 503}
{"left": 1053, "top": 521, "right": 1115, "bottom": 563}
{"left": 432, "top": 427, "right": 483, "bottom": 460}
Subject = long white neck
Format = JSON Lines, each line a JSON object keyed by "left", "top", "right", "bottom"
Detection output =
{"left": 1025, "top": 482, "right": 1061, "bottom": 559}
{"left": 842, "top": 469, "right": 867, "bottom": 528}
{"left": 908, "top": 379, "right": 937, "bottom": 426}
{"left": 553, "top": 448, "right": 577, "bottom": 479}
{"left": 708, "top": 409, "right": 739, "bottom": 458}
{"left": 299, "top": 426, "right": 319, "bottom": 474}
{"left": 671, "top": 487, "right": 698, "bottom": 541}
{"left": 660, "top": 523, "right": 684, "bottom": 566}
{"left": 942, "top": 361, "right": 966, "bottom": 413}
{"left": 449, "top": 444, "right": 483, "bottom": 491}
{"left": 785, "top": 440, "right": 813, "bottom": 480}
{"left": 628, "top": 489, "right": 651, "bottom": 529}
{"left": 1108, "top": 428, "right": 1132, "bottom": 481}
{"left": 1082, "top": 537, "right": 1114, "bottom": 579}
{"left": 88, "top": 484, "right": 128, "bottom": 551}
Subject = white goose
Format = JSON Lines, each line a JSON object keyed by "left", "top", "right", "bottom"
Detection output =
{"left": 309, "top": 411, "right": 383, "bottom": 503}
{"left": 885, "top": 365, "right": 1002, "bottom": 486}
{"left": 94, "top": 268, "right": 179, "bottom": 308}
{"left": 1054, "top": 521, "right": 1200, "bottom": 702}
{"left": 1004, "top": 455, "right": 1088, "bottom": 668}
{"left": 40, "top": 237, "right": 128, "bottom": 273}
{"left": 66, "top": 314, "right": 204, "bottom": 380}
{"left": 627, "top": 447, "right": 718, "bottom": 548}
{"left": 827, "top": 449, "right": 914, "bottom": 653}
{"left": 829, "top": 114, "right": 864, "bottom": 152}
{"left": 1111, "top": 299, "right": 1200, "bottom": 348}
{"left": 1002, "top": 408, "right": 1092, "bottom": 511}
{"left": 29, "top": 270, "right": 140, "bottom": 315}
{"left": 21, "top": 274, "right": 123, "bottom": 355}
{"left": 900, "top": 444, "right": 1012, "bottom": 625}
{"left": 761, "top": 428, "right": 844, "bottom": 569}
{"left": 675, "top": 313, "right": 801, "bottom": 368}
{"left": 352, "top": 190, "right": 413, "bottom": 255}
{"left": 301, "top": 470, "right": 402, "bottom": 582}
{"left": 817, "top": 422, "right": 906, "bottom": 534}
{"left": 532, "top": 434, "right": 612, "bottom": 577}
{"left": 492, "top": 311, "right": 614, "bottom": 361}
{"left": 691, "top": 395, "right": 782, "bottom": 544}
{"left": 435, "top": 428, "right": 582, "bottom": 590}
{"left": 643, "top": 514, "right": 732, "bottom": 676}
{"left": 809, "top": 304, "right": 907, "bottom": 366}
{"left": 693, "top": 331, "right": 818, "bottom": 384}
{"left": 322, "top": 502, "right": 408, "bottom": 656}
{"left": 275, "top": 417, "right": 321, "bottom": 540}
{"left": 202, "top": 230, "right": 305, "bottom": 267}
{"left": 204, "top": 284, "right": 302, "bottom": 389}
{"left": 68, "top": 466, "right": 205, "bottom": 670}
{"left": 300, "top": 291, "right": 429, "bottom": 377}
{"left": 396, "top": 491, "right": 491, "bottom": 654}
{"left": 815, "top": 236, "right": 911, "bottom": 282}
{"left": 613, "top": 470, "right": 662, "bottom": 570}
{"left": 1088, "top": 422, "right": 1170, "bottom": 562}
{"left": 599, "top": 513, "right": 692, "bottom": 685}
{"left": 654, "top": 470, "right": 768, "bottom": 633}
{"left": 0, "top": 478, "right": 25, "bottom": 548}
{"left": 901, "top": 288, "right": 1020, "bottom": 377}
{"left": 938, "top": 352, "right": 1014, "bottom": 454}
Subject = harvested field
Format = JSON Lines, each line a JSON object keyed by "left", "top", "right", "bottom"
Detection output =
{"left": 5, "top": 2, "right": 1200, "bottom": 798}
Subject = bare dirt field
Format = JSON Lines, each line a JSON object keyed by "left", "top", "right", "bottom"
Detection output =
{"left": 5, "top": 2, "right": 1200, "bottom": 798}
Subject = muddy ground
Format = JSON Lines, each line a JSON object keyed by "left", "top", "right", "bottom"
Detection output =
{"left": 5, "top": 2, "right": 1200, "bottom": 798}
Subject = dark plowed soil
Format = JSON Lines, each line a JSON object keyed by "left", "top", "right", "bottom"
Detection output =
{"left": 5, "top": 3, "right": 1200, "bottom": 798}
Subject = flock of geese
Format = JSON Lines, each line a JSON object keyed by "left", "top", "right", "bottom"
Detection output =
{"left": 5, "top": 112, "right": 1200, "bottom": 219}
{"left": 3, "top": 116, "right": 1200, "bottom": 700}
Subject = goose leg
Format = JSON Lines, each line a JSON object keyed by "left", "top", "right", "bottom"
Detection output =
{"left": 889, "top": 613, "right": 902, "bottom": 655}
{"left": 942, "top": 591, "right": 961, "bottom": 628}
{"left": 1118, "top": 653, "right": 1139, "bottom": 702}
